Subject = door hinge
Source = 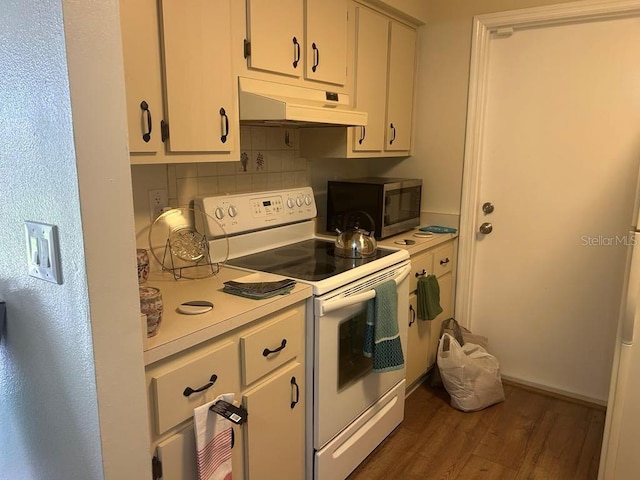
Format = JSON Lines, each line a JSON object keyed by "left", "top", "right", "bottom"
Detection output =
{"left": 152, "top": 456, "right": 162, "bottom": 480}
{"left": 160, "top": 120, "right": 169, "bottom": 143}
{"left": 244, "top": 39, "right": 251, "bottom": 58}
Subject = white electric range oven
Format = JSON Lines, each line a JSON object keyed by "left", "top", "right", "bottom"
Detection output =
{"left": 195, "top": 187, "right": 410, "bottom": 480}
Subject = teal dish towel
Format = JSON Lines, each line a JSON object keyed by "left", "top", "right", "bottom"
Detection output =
{"left": 417, "top": 275, "right": 443, "bottom": 320}
{"left": 363, "top": 280, "right": 404, "bottom": 372}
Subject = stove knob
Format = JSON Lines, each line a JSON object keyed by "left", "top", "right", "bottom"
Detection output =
{"left": 214, "top": 207, "right": 225, "bottom": 220}
{"left": 304, "top": 195, "right": 313, "bottom": 206}
{"left": 228, "top": 205, "right": 238, "bottom": 218}
{"left": 296, "top": 197, "right": 303, "bottom": 207}
{"left": 286, "top": 198, "right": 295, "bottom": 209}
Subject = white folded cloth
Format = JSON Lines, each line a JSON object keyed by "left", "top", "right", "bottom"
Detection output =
{"left": 194, "top": 393, "right": 234, "bottom": 480}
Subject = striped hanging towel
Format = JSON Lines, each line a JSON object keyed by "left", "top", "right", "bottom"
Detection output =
{"left": 194, "top": 394, "right": 234, "bottom": 480}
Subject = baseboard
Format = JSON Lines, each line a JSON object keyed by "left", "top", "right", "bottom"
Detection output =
{"left": 501, "top": 375, "right": 607, "bottom": 410}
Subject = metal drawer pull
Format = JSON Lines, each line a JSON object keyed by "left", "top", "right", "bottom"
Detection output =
{"left": 292, "top": 37, "right": 300, "bottom": 68}
{"left": 440, "top": 258, "right": 450, "bottom": 266}
{"left": 358, "top": 126, "right": 366, "bottom": 144}
{"left": 290, "top": 376, "right": 300, "bottom": 409}
{"left": 219, "top": 107, "right": 229, "bottom": 144}
{"left": 409, "top": 304, "right": 416, "bottom": 326}
{"left": 415, "top": 269, "right": 427, "bottom": 278}
{"left": 263, "top": 339, "right": 287, "bottom": 357}
{"left": 182, "top": 374, "right": 218, "bottom": 397}
{"left": 140, "top": 101, "right": 152, "bottom": 143}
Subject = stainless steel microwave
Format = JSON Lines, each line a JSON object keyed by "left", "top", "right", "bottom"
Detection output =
{"left": 327, "top": 177, "right": 422, "bottom": 239}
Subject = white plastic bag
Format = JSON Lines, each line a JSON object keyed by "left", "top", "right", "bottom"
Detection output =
{"left": 437, "top": 333, "right": 505, "bottom": 412}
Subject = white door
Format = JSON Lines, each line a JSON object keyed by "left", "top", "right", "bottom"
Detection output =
{"left": 458, "top": 11, "right": 640, "bottom": 402}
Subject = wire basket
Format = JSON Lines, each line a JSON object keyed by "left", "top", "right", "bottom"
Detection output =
{"left": 148, "top": 207, "right": 228, "bottom": 280}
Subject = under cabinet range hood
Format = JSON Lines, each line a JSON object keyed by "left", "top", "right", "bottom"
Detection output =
{"left": 238, "top": 77, "right": 367, "bottom": 127}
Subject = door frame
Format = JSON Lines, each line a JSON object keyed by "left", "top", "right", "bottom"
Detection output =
{"left": 456, "top": 0, "right": 640, "bottom": 327}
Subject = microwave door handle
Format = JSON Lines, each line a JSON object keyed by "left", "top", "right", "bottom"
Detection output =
{"left": 319, "top": 265, "right": 411, "bottom": 315}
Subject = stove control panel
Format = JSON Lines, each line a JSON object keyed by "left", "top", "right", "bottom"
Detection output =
{"left": 194, "top": 187, "right": 317, "bottom": 237}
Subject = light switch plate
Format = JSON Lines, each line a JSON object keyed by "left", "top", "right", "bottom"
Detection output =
{"left": 25, "top": 221, "right": 62, "bottom": 284}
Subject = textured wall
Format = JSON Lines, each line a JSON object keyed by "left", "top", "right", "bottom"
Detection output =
{"left": 0, "top": 0, "right": 150, "bottom": 478}
{"left": 0, "top": 1, "right": 103, "bottom": 478}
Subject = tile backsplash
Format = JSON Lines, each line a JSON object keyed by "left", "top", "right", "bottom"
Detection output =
{"left": 168, "top": 125, "right": 310, "bottom": 207}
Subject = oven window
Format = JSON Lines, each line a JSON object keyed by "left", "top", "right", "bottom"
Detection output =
{"left": 338, "top": 310, "right": 373, "bottom": 390}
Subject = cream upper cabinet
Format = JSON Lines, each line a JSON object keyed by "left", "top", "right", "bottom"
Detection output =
{"left": 160, "top": 0, "right": 237, "bottom": 153}
{"left": 119, "top": 0, "right": 164, "bottom": 155}
{"left": 351, "top": 6, "right": 388, "bottom": 152}
{"left": 385, "top": 20, "right": 416, "bottom": 152}
{"left": 120, "top": 0, "right": 239, "bottom": 163}
{"left": 299, "top": 4, "right": 417, "bottom": 158}
{"left": 245, "top": 0, "right": 348, "bottom": 86}
{"left": 305, "top": 0, "right": 349, "bottom": 85}
{"left": 245, "top": 0, "right": 304, "bottom": 78}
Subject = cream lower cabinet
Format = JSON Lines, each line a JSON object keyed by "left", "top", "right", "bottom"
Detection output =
{"left": 405, "top": 240, "right": 455, "bottom": 389}
{"left": 146, "top": 302, "right": 306, "bottom": 479}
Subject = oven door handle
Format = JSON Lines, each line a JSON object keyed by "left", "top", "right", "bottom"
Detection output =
{"left": 319, "top": 264, "right": 411, "bottom": 315}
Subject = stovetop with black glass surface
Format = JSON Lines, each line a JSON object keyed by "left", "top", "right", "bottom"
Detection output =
{"left": 225, "top": 238, "right": 395, "bottom": 282}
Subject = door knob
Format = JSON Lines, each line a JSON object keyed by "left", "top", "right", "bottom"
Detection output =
{"left": 479, "top": 222, "right": 493, "bottom": 234}
{"left": 482, "top": 202, "right": 495, "bottom": 214}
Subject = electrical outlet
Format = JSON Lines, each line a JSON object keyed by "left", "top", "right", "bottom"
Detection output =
{"left": 149, "top": 189, "right": 169, "bottom": 222}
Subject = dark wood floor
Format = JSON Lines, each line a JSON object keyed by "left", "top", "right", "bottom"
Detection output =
{"left": 348, "top": 379, "right": 606, "bottom": 480}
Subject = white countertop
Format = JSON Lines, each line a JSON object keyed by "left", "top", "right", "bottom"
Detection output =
{"left": 376, "top": 228, "right": 458, "bottom": 256}
{"left": 141, "top": 266, "right": 312, "bottom": 365}
{"left": 318, "top": 227, "right": 457, "bottom": 257}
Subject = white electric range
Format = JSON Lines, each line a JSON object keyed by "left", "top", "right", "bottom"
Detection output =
{"left": 195, "top": 187, "right": 410, "bottom": 480}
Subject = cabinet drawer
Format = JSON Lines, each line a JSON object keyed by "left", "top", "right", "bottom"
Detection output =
{"left": 432, "top": 242, "right": 454, "bottom": 278}
{"left": 151, "top": 341, "right": 241, "bottom": 435}
{"left": 409, "top": 250, "right": 434, "bottom": 293}
{"left": 241, "top": 310, "right": 301, "bottom": 386}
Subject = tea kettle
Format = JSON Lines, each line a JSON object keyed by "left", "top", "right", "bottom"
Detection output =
{"left": 334, "top": 226, "right": 377, "bottom": 259}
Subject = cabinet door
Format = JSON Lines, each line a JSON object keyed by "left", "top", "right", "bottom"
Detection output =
{"left": 246, "top": 0, "right": 303, "bottom": 77}
{"left": 243, "top": 362, "right": 305, "bottom": 480}
{"left": 155, "top": 421, "right": 244, "bottom": 480}
{"left": 351, "top": 6, "right": 388, "bottom": 152}
{"left": 385, "top": 21, "right": 416, "bottom": 152}
{"left": 160, "top": 0, "right": 236, "bottom": 153}
{"left": 119, "top": 0, "right": 164, "bottom": 155}
{"left": 406, "top": 294, "right": 431, "bottom": 387}
{"left": 305, "top": 0, "right": 348, "bottom": 85}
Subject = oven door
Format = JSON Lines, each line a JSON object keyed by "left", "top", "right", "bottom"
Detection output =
{"left": 312, "top": 261, "right": 410, "bottom": 450}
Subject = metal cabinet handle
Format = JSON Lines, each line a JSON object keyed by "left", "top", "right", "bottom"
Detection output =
{"left": 415, "top": 269, "right": 427, "bottom": 278}
{"left": 183, "top": 374, "right": 218, "bottom": 397}
{"left": 140, "top": 101, "right": 152, "bottom": 143}
{"left": 409, "top": 305, "right": 416, "bottom": 326}
{"left": 219, "top": 108, "right": 229, "bottom": 144}
{"left": 440, "top": 258, "right": 450, "bottom": 266}
{"left": 358, "top": 126, "right": 366, "bottom": 145}
{"left": 290, "top": 376, "right": 300, "bottom": 409}
{"left": 292, "top": 37, "right": 300, "bottom": 68}
{"left": 312, "top": 42, "right": 319, "bottom": 72}
{"left": 390, "top": 123, "right": 396, "bottom": 145}
{"left": 263, "top": 339, "right": 287, "bottom": 357}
